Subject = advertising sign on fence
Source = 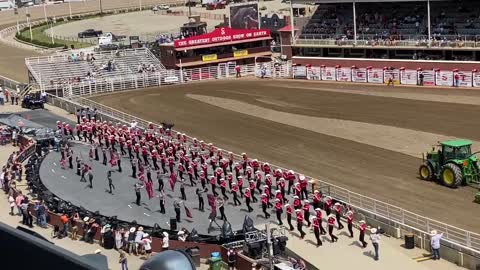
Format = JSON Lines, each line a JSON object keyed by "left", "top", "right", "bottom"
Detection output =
{"left": 321, "top": 67, "right": 336, "bottom": 81}
{"left": 384, "top": 70, "right": 400, "bottom": 84}
{"left": 336, "top": 68, "right": 351, "bottom": 82}
{"left": 293, "top": 66, "right": 307, "bottom": 79}
{"left": 474, "top": 73, "right": 480, "bottom": 87}
{"left": 352, "top": 68, "right": 367, "bottom": 83}
{"left": 367, "top": 68, "right": 384, "bottom": 83}
{"left": 400, "top": 70, "right": 418, "bottom": 85}
{"left": 307, "top": 67, "right": 320, "bottom": 80}
{"left": 455, "top": 71, "right": 473, "bottom": 87}
{"left": 435, "top": 71, "right": 453, "bottom": 86}
{"left": 421, "top": 70, "right": 435, "bottom": 86}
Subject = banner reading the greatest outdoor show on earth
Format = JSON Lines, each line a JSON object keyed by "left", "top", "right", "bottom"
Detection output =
{"left": 174, "top": 27, "right": 271, "bottom": 49}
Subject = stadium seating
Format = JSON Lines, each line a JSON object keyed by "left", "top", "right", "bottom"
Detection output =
{"left": 25, "top": 48, "right": 165, "bottom": 89}
{"left": 299, "top": 1, "right": 480, "bottom": 43}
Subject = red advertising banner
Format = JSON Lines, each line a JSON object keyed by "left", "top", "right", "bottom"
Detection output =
{"left": 174, "top": 27, "right": 270, "bottom": 48}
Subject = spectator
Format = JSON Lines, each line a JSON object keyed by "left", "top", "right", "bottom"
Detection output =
{"left": 15, "top": 190, "right": 24, "bottom": 216}
{"left": 8, "top": 195, "right": 15, "bottom": 215}
{"left": 161, "top": 231, "right": 169, "bottom": 250}
{"left": 119, "top": 251, "right": 128, "bottom": 270}
{"left": 142, "top": 233, "right": 152, "bottom": 259}
{"left": 430, "top": 230, "right": 444, "bottom": 260}
{"left": 60, "top": 213, "right": 69, "bottom": 238}
{"left": 0, "top": 90, "right": 4, "bottom": 106}
{"left": 127, "top": 227, "right": 136, "bottom": 254}
{"left": 135, "top": 226, "right": 145, "bottom": 255}
{"left": 370, "top": 228, "right": 381, "bottom": 261}
{"left": 227, "top": 248, "right": 237, "bottom": 270}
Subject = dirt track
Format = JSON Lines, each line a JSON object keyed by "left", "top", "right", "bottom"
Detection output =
{"left": 91, "top": 79, "right": 480, "bottom": 232}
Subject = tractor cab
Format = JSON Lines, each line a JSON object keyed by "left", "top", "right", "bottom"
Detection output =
{"left": 440, "top": 140, "right": 473, "bottom": 164}
{"left": 420, "top": 139, "right": 480, "bottom": 188}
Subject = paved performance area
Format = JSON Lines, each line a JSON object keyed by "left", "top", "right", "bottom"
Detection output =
{"left": 91, "top": 79, "right": 480, "bottom": 233}
{"left": 40, "top": 143, "right": 269, "bottom": 234}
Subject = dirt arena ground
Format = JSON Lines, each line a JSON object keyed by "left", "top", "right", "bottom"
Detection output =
{"left": 91, "top": 79, "right": 480, "bottom": 232}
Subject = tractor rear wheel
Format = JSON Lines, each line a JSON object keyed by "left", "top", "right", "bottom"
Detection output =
{"left": 419, "top": 162, "right": 433, "bottom": 180}
{"left": 440, "top": 163, "right": 463, "bottom": 188}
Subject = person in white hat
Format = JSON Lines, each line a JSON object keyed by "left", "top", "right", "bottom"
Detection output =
{"left": 370, "top": 227, "right": 380, "bottom": 261}
{"left": 295, "top": 209, "right": 306, "bottom": 239}
{"left": 344, "top": 210, "right": 354, "bottom": 238}
{"left": 261, "top": 193, "right": 270, "bottom": 219}
{"left": 327, "top": 214, "right": 338, "bottom": 242}
{"left": 143, "top": 233, "right": 153, "bottom": 259}
{"left": 285, "top": 203, "right": 294, "bottom": 231}
{"left": 303, "top": 200, "right": 311, "bottom": 227}
{"left": 161, "top": 232, "right": 169, "bottom": 250}
{"left": 430, "top": 230, "right": 444, "bottom": 260}
{"left": 274, "top": 198, "right": 283, "bottom": 225}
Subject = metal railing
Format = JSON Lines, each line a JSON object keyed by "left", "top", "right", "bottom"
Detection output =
{"left": 59, "top": 62, "right": 264, "bottom": 97}
{"left": 47, "top": 93, "right": 480, "bottom": 257}
{"left": 44, "top": 61, "right": 480, "bottom": 258}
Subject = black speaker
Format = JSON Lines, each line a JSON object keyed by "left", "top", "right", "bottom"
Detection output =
{"left": 246, "top": 241, "right": 263, "bottom": 259}
{"left": 170, "top": 218, "right": 177, "bottom": 231}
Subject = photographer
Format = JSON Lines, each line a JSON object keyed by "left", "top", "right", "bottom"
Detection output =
{"left": 370, "top": 227, "right": 383, "bottom": 261}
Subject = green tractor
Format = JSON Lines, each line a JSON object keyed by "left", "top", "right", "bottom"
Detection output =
{"left": 419, "top": 139, "right": 480, "bottom": 203}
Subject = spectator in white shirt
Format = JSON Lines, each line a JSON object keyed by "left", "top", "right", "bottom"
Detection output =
{"left": 370, "top": 228, "right": 381, "bottom": 261}
{"left": 143, "top": 233, "right": 152, "bottom": 259}
{"left": 430, "top": 230, "right": 444, "bottom": 260}
{"left": 162, "top": 231, "right": 169, "bottom": 250}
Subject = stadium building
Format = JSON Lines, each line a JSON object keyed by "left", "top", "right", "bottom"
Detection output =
{"left": 287, "top": 0, "right": 480, "bottom": 69}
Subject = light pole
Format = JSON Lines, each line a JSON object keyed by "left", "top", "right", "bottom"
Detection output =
{"left": 353, "top": 0, "right": 357, "bottom": 45}
{"left": 14, "top": 7, "right": 19, "bottom": 34}
{"left": 26, "top": 7, "right": 32, "bottom": 41}
{"left": 68, "top": 0, "right": 72, "bottom": 19}
{"left": 43, "top": 1, "right": 48, "bottom": 23}
{"left": 139, "top": 0, "right": 142, "bottom": 11}
{"left": 289, "top": 0, "right": 295, "bottom": 45}
{"left": 50, "top": 17, "right": 55, "bottom": 45}
{"left": 99, "top": 0, "right": 103, "bottom": 15}
{"left": 427, "top": 0, "right": 432, "bottom": 46}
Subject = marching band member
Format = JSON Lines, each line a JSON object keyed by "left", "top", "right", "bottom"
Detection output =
{"left": 314, "top": 208, "right": 327, "bottom": 235}
{"left": 295, "top": 209, "right": 306, "bottom": 239}
{"left": 312, "top": 217, "right": 322, "bottom": 246}
{"left": 244, "top": 188, "right": 253, "bottom": 212}
{"left": 327, "top": 214, "right": 338, "bottom": 242}
{"left": 275, "top": 198, "right": 283, "bottom": 225}
{"left": 261, "top": 193, "right": 270, "bottom": 219}
{"left": 359, "top": 220, "right": 368, "bottom": 248}
{"left": 303, "top": 200, "right": 311, "bottom": 227}
{"left": 334, "top": 202, "right": 344, "bottom": 230}
{"left": 285, "top": 203, "right": 294, "bottom": 231}
{"left": 345, "top": 210, "right": 354, "bottom": 237}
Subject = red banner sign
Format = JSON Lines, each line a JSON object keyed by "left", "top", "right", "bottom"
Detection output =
{"left": 174, "top": 27, "right": 270, "bottom": 48}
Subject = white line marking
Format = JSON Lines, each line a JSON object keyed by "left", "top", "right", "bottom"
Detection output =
{"left": 143, "top": 213, "right": 150, "bottom": 217}
{"left": 53, "top": 163, "right": 57, "bottom": 166}
{"left": 61, "top": 176, "right": 66, "bottom": 179}
{"left": 128, "top": 205, "right": 132, "bottom": 208}
{"left": 51, "top": 169, "right": 55, "bottom": 173}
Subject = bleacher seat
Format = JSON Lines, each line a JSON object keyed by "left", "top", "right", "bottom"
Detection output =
{"left": 25, "top": 48, "right": 165, "bottom": 89}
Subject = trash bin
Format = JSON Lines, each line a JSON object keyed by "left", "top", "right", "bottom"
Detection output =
{"left": 190, "top": 248, "right": 200, "bottom": 267}
{"left": 208, "top": 256, "right": 222, "bottom": 270}
{"left": 404, "top": 233, "right": 415, "bottom": 249}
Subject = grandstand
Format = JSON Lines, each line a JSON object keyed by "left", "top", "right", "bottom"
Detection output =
{"left": 292, "top": 0, "right": 480, "bottom": 60}
{"left": 25, "top": 48, "right": 165, "bottom": 91}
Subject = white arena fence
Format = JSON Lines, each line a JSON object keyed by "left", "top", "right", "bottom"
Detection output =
{"left": 46, "top": 92, "right": 480, "bottom": 260}
{"left": 293, "top": 65, "right": 480, "bottom": 87}
{"left": 60, "top": 61, "right": 292, "bottom": 97}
